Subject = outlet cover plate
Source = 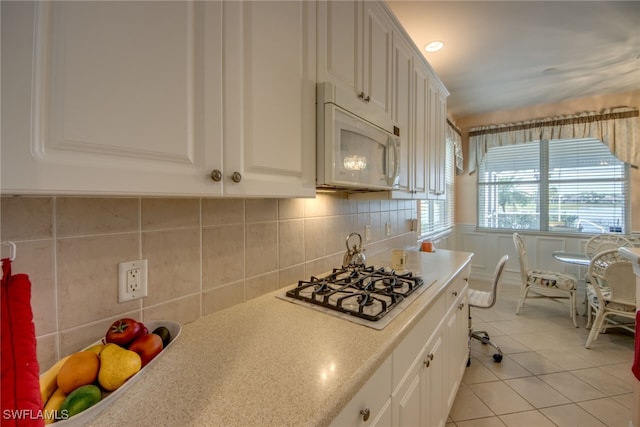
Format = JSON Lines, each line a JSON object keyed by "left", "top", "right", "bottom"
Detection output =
{"left": 118, "top": 259, "right": 148, "bottom": 303}
{"left": 364, "top": 225, "right": 371, "bottom": 241}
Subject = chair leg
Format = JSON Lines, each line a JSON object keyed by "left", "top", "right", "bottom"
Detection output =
{"left": 516, "top": 285, "right": 529, "bottom": 315}
{"left": 570, "top": 291, "right": 578, "bottom": 328}
{"left": 586, "top": 308, "right": 606, "bottom": 349}
{"left": 586, "top": 302, "right": 593, "bottom": 329}
{"left": 470, "top": 330, "right": 503, "bottom": 363}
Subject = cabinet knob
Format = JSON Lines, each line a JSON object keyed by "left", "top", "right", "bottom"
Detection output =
{"left": 358, "top": 92, "right": 365, "bottom": 99}
{"left": 424, "top": 352, "right": 434, "bottom": 367}
{"left": 452, "top": 291, "right": 458, "bottom": 297}
{"left": 210, "top": 169, "right": 222, "bottom": 182}
{"left": 458, "top": 303, "right": 465, "bottom": 310}
{"left": 231, "top": 172, "right": 242, "bottom": 183}
{"left": 364, "top": 95, "right": 370, "bottom": 102}
{"left": 360, "top": 408, "right": 370, "bottom": 422}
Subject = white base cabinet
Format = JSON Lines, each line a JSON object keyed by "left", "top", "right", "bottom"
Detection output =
{"left": 391, "top": 320, "right": 445, "bottom": 427}
{"left": 334, "top": 264, "right": 471, "bottom": 427}
{"left": 445, "top": 280, "right": 470, "bottom": 411}
{"left": 391, "top": 275, "right": 468, "bottom": 427}
{"left": 1, "top": 1, "right": 315, "bottom": 197}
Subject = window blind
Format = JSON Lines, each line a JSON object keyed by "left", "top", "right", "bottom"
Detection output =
{"left": 419, "top": 140, "right": 455, "bottom": 237}
{"left": 477, "top": 138, "right": 628, "bottom": 233}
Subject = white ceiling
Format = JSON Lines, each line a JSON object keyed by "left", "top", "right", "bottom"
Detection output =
{"left": 385, "top": 0, "right": 640, "bottom": 120}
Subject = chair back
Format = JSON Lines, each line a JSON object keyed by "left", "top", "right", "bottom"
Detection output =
{"left": 487, "top": 255, "right": 509, "bottom": 308}
{"left": 585, "top": 234, "right": 633, "bottom": 259}
{"left": 469, "top": 255, "right": 509, "bottom": 309}
{"left": 606, "top": 262, "right": 636, "bottom": 304}
{"left": 588, "top": 248, "right": 636, "bottom": 305}
{"left": 512, "top": 233, "right": 529, "bottom": 286}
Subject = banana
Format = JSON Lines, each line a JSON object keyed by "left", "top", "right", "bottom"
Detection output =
{"left": 43, "top": 387, "right": 67, "bottom": 424}
{"left": 39, "top": 355, "right": 71, "bottom": 406}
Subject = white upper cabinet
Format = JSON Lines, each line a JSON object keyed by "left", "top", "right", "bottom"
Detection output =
{"left": 361, "top": 2, "right": 394, "bottom": 117}
{"left": 2, "top": 1, "right": 207, "bottom": 196}
{"left": 222, "top": 1, "right": 316, "bottom": 197}
{"left": 1, "top": 1, "right": 316, "bottom": 197}
{"left": 317, "top": 0, "right": 393, "bottom": 120}
{"left": 334, "top": 1, "right": 449, "bottom": 201}
{"left": 387, "top": 29, "right": 438, "bottom": 200}
{"left": 427, "top": 79, "right": 448, "bottom": 200}
{"left": 410, "top": 62, "right": 431, "bottom": 199}
{"left": 390, "top": 31, "right": 413, "bottom": 195}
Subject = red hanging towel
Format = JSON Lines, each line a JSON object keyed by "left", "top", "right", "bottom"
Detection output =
{"left": 1, "top": 258, "right": 44, "bottom": 427}
{"left": 633, "top": 310, "right": 640, "bottom": 381}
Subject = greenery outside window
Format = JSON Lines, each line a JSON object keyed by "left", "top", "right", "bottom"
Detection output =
{"left": 477, "top": 138, "right": 629, "bottom": 233}
{"left": 420, "top": 139, "right": 455, "bottom": 237}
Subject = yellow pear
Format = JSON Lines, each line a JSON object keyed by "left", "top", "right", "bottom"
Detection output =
{"left": 98, "top": 343, "right": 141, "bottom": 391}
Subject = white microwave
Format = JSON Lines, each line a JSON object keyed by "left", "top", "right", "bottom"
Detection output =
{"left": 316, "top": 82, "right": 400, "bottom": 191}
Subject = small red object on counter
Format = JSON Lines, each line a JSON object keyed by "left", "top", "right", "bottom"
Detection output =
{"left": 421, "top": 241, "right": 434, "bottom": 252}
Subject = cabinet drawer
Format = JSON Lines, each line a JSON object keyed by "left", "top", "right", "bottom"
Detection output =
{"left": 330, "top": 356, "right": 392, "bottom": 427}
{"left": 392, "top": 293, "right": 445, "bottom": 392}
{"left": 445, "top": 274, "right": 467, "bottom": 308}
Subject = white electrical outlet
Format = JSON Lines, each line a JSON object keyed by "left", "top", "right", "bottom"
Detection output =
{"left": 385, "top": 222, "right": 392, "bottom": 237}
{"left": 118, "top": 259, "right": 148, "bottom": 303}
{"left": 364, "top": 225, "right": 371, "bottom": 241}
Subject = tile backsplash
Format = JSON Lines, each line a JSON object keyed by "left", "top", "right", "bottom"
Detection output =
{"left": 0, "top": 194, "right": 418, "bottom": 372}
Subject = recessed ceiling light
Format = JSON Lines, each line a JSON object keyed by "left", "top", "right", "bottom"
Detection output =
{"left": 425, "top": 41, "right": 444, "bottom": 52}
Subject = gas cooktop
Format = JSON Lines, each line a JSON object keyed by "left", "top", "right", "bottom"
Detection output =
{"left": 279, "top": 265, "right": 434, "bottom": 330}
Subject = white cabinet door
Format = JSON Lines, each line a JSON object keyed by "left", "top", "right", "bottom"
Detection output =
{"left": 391, "top": 345, "right": 426, "bottom": 426}
{"left": 427, "top": 79, "right": 447, "bottom": 200}
{"left": 222, "top": 1, "right": 316, "bottom": 197}
{"left": 445, "top": 289, "right": 469, "bottom": 411}
{"left": 371, "top": 398, "right": 392, "bottom": 427}
{"left": 361, "top": 1, "right": 393, "bottom": 118}
{"left": 316, "top": 0, "right": 359, "bottom": 97}
{"left": 411, "top": 62, "right": 431, "bottom": 199}
{"left": 387, "top": 30, "right": 431, "bottom": 200}
{"left": 423, "top": 331, "right": 446, "bottom": 427}
{"left": 1, "top": 1, "right": 315, "bottom": 198}
{"left": 390, "top": 30, "right": 413, "bottom": 196}
{"left": 2, "top": 1, "right": 218, "bottom": 196}
{"left": 392, "top": 319, "right": 448, "bottom": 427}
{"left": 318, "top": 1, "right": 392, "bottom": 120}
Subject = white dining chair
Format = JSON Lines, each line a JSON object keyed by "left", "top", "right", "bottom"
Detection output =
{"left": 582, "top": 234, "right": 633, "bottom": 312}
{"left": 585, "top": 248, "right": 636, "bottom": 348}
{"left": 585, "top": 234, "right": 633, "bottom": 260}
{"left": 513, "top": 233, "right": 578, "bottom": 327}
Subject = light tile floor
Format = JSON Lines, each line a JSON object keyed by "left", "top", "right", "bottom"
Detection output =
{"left": 447, "top": 281, "right": 636, "bottom": 427}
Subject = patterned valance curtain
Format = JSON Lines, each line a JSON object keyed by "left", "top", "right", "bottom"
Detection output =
{"left": 468, "top": 107, "right": 640, "bottom": 174}
{"left": 446, "top": 119, "right": 464, "bottom": 175}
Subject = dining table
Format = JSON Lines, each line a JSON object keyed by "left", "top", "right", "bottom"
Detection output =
{"left": 552, "top": 250, "right": 591, "bottom": 317}
{"left": 551, "top": 251, "right": 590, "bottom": 266}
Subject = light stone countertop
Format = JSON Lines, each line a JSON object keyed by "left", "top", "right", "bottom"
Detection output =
{"left": 88, "top": 249, "right": 472, "bottom": 427}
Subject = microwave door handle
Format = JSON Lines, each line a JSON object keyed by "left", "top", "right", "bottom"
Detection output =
{"left": 387, "top": 137, "right": 400, "bottom": 186}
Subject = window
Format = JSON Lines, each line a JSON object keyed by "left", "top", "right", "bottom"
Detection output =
{"left": 477, "top": 138, "right": 629, "bottom": 234}
{"left": 419, "top": 139, "right": 455, "bottom": 237}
